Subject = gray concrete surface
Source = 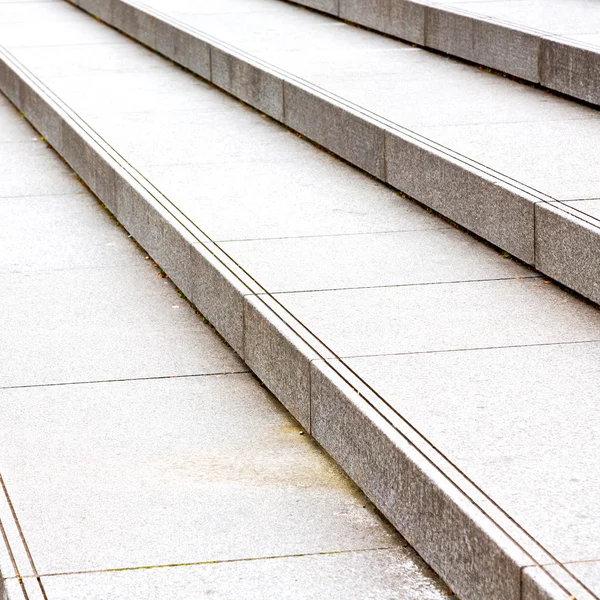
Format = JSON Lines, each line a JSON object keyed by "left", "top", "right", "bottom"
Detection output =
{"left": 0, "top": 96, "right": 451, "bottom": 599}
{"left": 2, "top": 3, "right": 600, "bottom": 599}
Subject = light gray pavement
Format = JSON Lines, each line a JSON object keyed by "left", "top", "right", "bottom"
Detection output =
{"left": 0, "top": 97, "right": 452, "bottom": 599}
{"left": 1, "top": 3, "right": 600, "bottom": 599}
{"left": 67, "top": 0, "right": 600, "bottom": 310}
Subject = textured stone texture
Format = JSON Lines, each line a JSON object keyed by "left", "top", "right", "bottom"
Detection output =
{"left": 114, "top": 174, "right": 163, "bottom": 257}
{"left": 156, "top": 217, "right": 200, "bottom": 302}
{"left": 535, "top": 201, "right": 600, "bottom": 305}
{"left": 114, "top": 169, "right": 206, "bottom": 302}
{"left": 172, "top": 27, "right": 211, "bottom": 80}
{"left": 288, "top": 0, "right": 338, "bottom": 16}
{"left": 339, "top": 0, "right": 425, "bottom": 45}
{"left": 112, "top": 0, "right": 157, "bottom": 48}
{"left": 0, "top": 54, "right": 22, "bottom": 107}
{"left": 385, "top": 131, "right": 536, "bottom": 263}
{"left": 211, "top": 48, "right": 284, "bottom": 121}
{"left": 425, "top": 7, "right": 540, "bottom": 82}
{"left": 540, "top": 38, "right": 600, "bottom": 106}
{"left": 78, "top": 0, "right": 113, "bottom": 23}
{"left": 244, "top": 295, "right": 330, "bottom": 430}
{"left": 19, "top": 79, "right": 64, "bottom": 152}
{"left": 283, "top": 82, "right": 385, "bottom": 179}
{"left": 190, "top": 241, "right": 260, "bottom": 358}
{"left": 61, "top": 122, "right": 117, "bottom": 213}
{"left": 310, "top": 360, "right": 527, "bottom": 600}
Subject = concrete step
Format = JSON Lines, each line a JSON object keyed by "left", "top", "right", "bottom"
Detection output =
{"left": 286, "top": 0, "right": 600, "bottom": 107}
{"left": 1, "top": 3, "right": 600, "bottom": 600}
{"left": 63, "top": 0, "right": 600, "bottom": 310}
{"left": 0, "top": 93, "right": 452, "bottom": 600}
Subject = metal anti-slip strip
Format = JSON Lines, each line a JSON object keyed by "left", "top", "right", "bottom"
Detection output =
{"left": 0, "top": 36, "right": 592, "bottom": 599}
{"left": 0, "top": 518, "right": 29, "bottom": 600}
{"left": 0, "top": 475, "right": 47, "bottom": 600}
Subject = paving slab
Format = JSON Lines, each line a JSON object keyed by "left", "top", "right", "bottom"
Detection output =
{"left": 0, "top": 192, "right": 144, "bottom": 274}
{"left": 562, "top": 198, "right": 600, "bottom": 217}
{"left": 524, "top": 562, "right": 600, "bottom": 600}
{"left": 8, "top": 43, "right": 170, "bottom": 78}
{"left": 269, "top": 277, "right": 600, "bottom": 358}
{"left": 0, "top": 141, "right": 80, "bottom": 198}
{"left": 0, "top": 18, "right": 124, "bottom": 49}
{"left": 0, "top": 376, "right": 403, "bottom": 575}
{"left": 43, "top": 70, "right": 223, "bottom": 115}
{"left": 34, "top": 547, "right": 450, "bottom": 600}
{"left": 142, "top": 158, "right": 442, "bottom": 242}
{"left": 2, "top": 578, "right": 45, "bottom": 600}
{"left": 0, "top": 1, "right": 81, "bottom": 24}
{"left": 83, "top": 108, "right": 308, "bottom": 167}
{"left": 218, "top": 228, "right": 533, "bottom": 293}
{"left": 0, "top": 265, "right": 246, "bottom": 388}
{"left": 0, "top": 104, "right": 37, "bottom": 142}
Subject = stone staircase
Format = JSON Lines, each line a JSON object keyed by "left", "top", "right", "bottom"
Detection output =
{"left": 1, "top": 1, "right": 600, "bottom": 598}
